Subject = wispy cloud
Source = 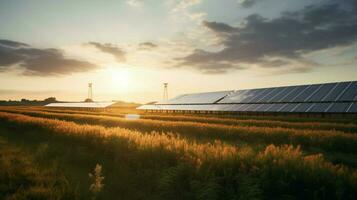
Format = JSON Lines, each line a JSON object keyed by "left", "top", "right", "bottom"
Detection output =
{"left": 138, "top": 42, "right": 158, "bottom": 50}
{"left": 87, "top": 42, "right": 126, "bottom": 63}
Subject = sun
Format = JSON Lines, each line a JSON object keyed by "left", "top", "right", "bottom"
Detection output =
{"left": 106, "top": 68, "right": 132, "bottom": 91}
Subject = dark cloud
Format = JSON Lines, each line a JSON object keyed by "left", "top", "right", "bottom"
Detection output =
{"left": 239, "top": 0, "right": 260, "bottom": 8}
{"left": 0, "top": 39, "right": 98, "bottom": 76}
{"left": 138, "top": 42, "right": 158, "bottom": 50}
{"left": 202, "top": 21, "right": 235, "bottom": 33}
{"left": 88, "top": 42, "right": 126, "bottom": 62}
{"left": 0, "top": 39, "right": 29, "bottom": 48}
{"left": 177, "top": 0, "right": 357, "bottom": 74}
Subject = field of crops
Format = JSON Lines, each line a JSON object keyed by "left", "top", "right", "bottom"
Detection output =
{"left": 0, "top": 106, "right": 356, "bottom": 199}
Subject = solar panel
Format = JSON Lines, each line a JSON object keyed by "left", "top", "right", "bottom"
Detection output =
{"left": 280, "top": 103, "right": 299, "bottom": 112}
{"left": 249, "top": 89, "right": 271, "bottom": 102}
{"left": 323, "top": 82, "right": 351, "bottom": 101}
{"left": 232, "top": 104, "right": 246, "bottom": 111}
{"left": 219, "top": 90, "right": 250, "bottom": 103}
{"left": 337, "top": 82, "right": 357, "bottom": 101}
{"left": 293, "top": 103, "right": 314, "bottom": 112}
{"left": 327, "top": 102, "right": 351, "bottom": 113}
{"left": 281, "top": 85, "right": 309, "bottom": 102}
{"left": 256, "top": 104, "right": 274, "bottom": 112}
{"left": 257, "top": 88, "right": 280, "bottom": 102}
{"left": 266, "top": 103, "right": 286, "bottom": 112}
{"left": 45, "top": 102, "right": 115, "bottom": 108}
{"left": 292, "top": 84, "right": 321, "bottom": 102}
{"left": 268, "top": 87, "right": 290, "bottom": 102}
{"left": 241, "top": 89, "right": 265, "bottom": 103}
{"left": 306, "top": 83, "right": 337, "bottom": 102}
{"left": 244, "top": 104, "right": 259, "bottom": 111}
{"left": 307, "top": 103, "right": 332, "bottom": 113}
{"left": 159, "top": 91, "right": 232, "bottom": 104}
{"left": 138, "top": 81, "right": 356, "bottom": 114}
{"left": 347, "top": 103, "right": 357, "bottom": 113}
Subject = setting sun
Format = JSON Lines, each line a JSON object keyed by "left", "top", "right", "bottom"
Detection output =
{"left": 107, "top": 68, "right": 132, "bottom": 92}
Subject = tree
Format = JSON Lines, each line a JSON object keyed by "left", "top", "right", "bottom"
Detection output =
{"left": 44, "top": 97, "right": 57, "bottom": 103}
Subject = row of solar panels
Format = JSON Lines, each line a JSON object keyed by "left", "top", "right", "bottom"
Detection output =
{"left": 159, "top": 81, "right": 357, "bottom": 105}
{"left": 45, "top": 102, "right": 116, "bottom": 108}
{"left": 161, "top": 90, "right": 232, "bottom": 105}
{"left": 138, "top": 102, "right": 357, "bottom": 113}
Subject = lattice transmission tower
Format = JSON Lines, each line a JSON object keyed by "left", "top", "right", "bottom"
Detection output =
{"left": 88, "top": 83, "right": 93, "bottom": 101}
{"left": 163, "top": 83, "right": 168, "bottom": 102}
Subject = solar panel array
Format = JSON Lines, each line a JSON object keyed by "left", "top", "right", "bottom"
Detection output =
{"left": 157, "top": 91, "right": 233, "bottom": 104}
{"left": 138, "top": 81, "right": 357, "bottom": 113}
{"left": 45, "top": 102, "right": 115, "bottom": 108}
{"left": 219, "top": 81, "right": 357, "bottom": 103}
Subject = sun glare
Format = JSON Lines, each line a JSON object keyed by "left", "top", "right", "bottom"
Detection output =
{"left": 106, "top": 68, "right": 132, "bottom": 91}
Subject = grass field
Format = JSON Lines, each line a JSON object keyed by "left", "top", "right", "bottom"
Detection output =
{"left": 0, "top": 106, "right": 356, "bottom": 199}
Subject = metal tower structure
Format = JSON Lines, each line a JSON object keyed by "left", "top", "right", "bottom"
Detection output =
{"left": 163, "top": 83, "right": 168, "bottom": 102}
{"left": 88, "top": 83, "right": 93, "bottom": 101}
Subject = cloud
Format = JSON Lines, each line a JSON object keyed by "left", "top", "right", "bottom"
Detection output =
{"left": 126, "top": 0, "right": 143, "bottom": 7}
{"left": 202, "top": 21, "right": 235, "bottom": 33}
{"left": 0, "top": 40, "right": 98, "bottom": 76}
{"left": 172, "top": 0, "right": 201, "bottom": 12}
{"left": 238, "top": 0, "right": 260, "bottom": 8}
{"left": 0, "top": 39, "right": 29, "bottom": 48}
{"left": 88, "top": 42, "right": 126, "bottom": 63}
{"left": 138, "top": 42, "right": 158, "bottom": 50}
{"left": 177, "top": 0, "right": 357, "bottom": 74}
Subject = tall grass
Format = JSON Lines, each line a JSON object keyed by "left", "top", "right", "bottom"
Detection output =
{"left": 2, "top": 109, "right": 357, "bottom": 154}
{"left": 13, "top": 106, "right": 357, "bottom": 133}
{"left": 0, "top": 137, "right": 75, "bottom": 199}
{"left": 0, "top": 111, "right": 356, "bottom": 199}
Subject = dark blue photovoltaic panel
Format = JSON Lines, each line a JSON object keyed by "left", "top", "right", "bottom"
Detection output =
{"left": 337, "top": 82, "right": 357, "bottom": 101}
{"left": 323, "top": 82, "right": 351, "bottom": 102}
{"left": 240, "top": 89, "right": 263, "bottom": 103}
{"left": 327, "top": 103, "right": 351, "bottom": 113}
{"left": 347, "top": 103, "right": 357, "bottom": 113}
{"left": 244, "top": 104, "right": 259, "bottom": 111}
{"left": 161, "top": 90, "right": 232, "bottom": 104}
{"left": 219, "top": 90, "right": 249, "bottom": 103}
{"left": 292, "top": 84, "right": 321, "bottom": 102}
{"left": 258, "top": 88, "right": 281, "bottom": 102}
{"left": 248, "top": 89, "right": 270, "bottom": 102}
{"left": 307, "top": 83, "right": 337, "bottom": 102}
{"left": 275, "top": 86, "right": 297, "bottom": 102}
{"left": 232, "top": 104, "right": 245, "bottom": 111}
{"left": 307, "top": 103, "right": 332, "bottom": 113}
{"left": 266, "top": 104, "right": 286, "bottom": 112}
{"left": 268, "top": 87, "right": 290, "bottom": 102}
{"left": 293, "top": 103, "right": 314, "bottom": 112}
{"left": 139, "top": 81, "right": 356, "bottom": 114}
{"left": 256, "top": 104, "right": 274, "bottom": 112}
{"left": 280, "top": 85, "right": 309, "bottom": 102}
{"left": 280, "top": 103, "right": 299, "bottom": 112}
{"left": 239, "top": 104, "right": 250, "bottom": 111}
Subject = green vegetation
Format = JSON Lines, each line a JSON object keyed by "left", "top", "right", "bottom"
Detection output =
{"left": 0, "top": 106, "right": 356, "bottom": 199}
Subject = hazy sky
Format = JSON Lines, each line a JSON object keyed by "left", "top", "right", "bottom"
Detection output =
{"left": 0, "top": 0, "right": 356, "bottom": 103}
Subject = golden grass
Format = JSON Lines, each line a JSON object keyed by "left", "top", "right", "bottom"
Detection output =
{"left": 11, "top": 106, "right": 357, "bottom": 133}
{"left": 2, "top": 109, "right": 357, "bottom": 154}
{"left": 0, "top": 111, "right": 356, "bottom": 199}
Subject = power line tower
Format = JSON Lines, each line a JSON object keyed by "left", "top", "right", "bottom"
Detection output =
{"left": 163, "top": 83, "right": 168, "bottom": 102}
{"left": 88, "top": 83, "right": 93, "bottom": 101}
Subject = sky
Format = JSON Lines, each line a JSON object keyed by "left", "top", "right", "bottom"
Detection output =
{"left": 0, "top": 0, "right": 356, "bottom": 103}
